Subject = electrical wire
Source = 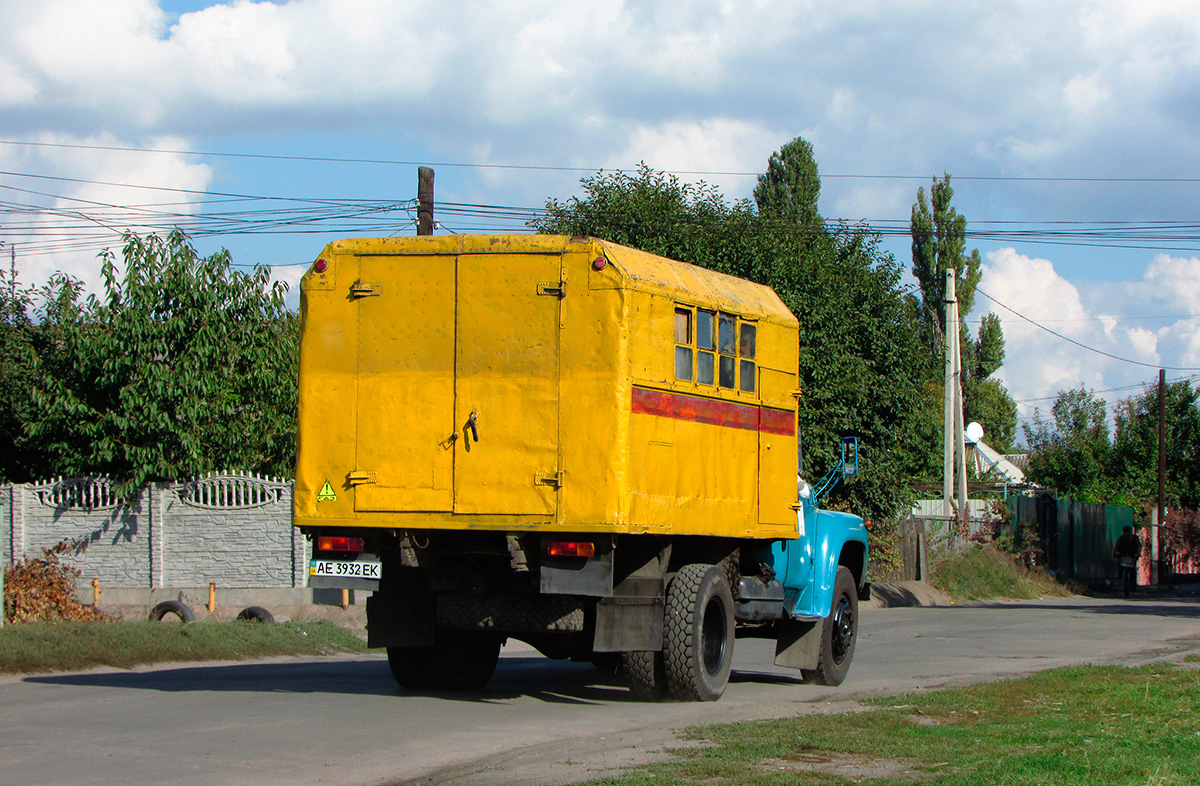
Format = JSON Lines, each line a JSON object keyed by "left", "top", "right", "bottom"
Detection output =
{"left": 6, "top": 138, "right": 1200, "bottom": 183}
{"left": 977, "top": 288, "right": 1200, "bottom": 371}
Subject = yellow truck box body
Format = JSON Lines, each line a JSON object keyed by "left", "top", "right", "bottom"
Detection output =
{"left": 294, "top": 235, "right": 800, "bottom": 540}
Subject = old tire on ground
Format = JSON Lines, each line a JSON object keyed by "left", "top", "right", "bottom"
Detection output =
{"left": 387, "top": 627, "right": 502, "bottom": 691}
{"left": 663, "top": 563, "right": 735, "bottom": 701}
{"left": 149, "top": 600, "right": 194, "bottom": 623}
{"left": 810, "top": 566, "right": 858, "bottom": 686}
{"left": 622, "top": 650, "right": 669, "bottom": 700}
{"left": 236, "top": 606, "right": 275, "bottom": 623}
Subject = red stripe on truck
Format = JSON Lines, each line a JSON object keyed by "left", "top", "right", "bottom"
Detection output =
{"left": 631, "top": 386, "right": 795, "bottom": 436}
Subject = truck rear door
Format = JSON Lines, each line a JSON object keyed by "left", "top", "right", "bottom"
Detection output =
{"left": 352, "top": 252, "right": 562, "bottom": 517}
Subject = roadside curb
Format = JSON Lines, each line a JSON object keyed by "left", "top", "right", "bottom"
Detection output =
{"left": 863, "top": 581, "right": 956, "bottom": 609}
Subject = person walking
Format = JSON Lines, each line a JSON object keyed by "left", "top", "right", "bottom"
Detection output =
{"left": 1113, "top": 526, "right": 1142, "bottom": 598}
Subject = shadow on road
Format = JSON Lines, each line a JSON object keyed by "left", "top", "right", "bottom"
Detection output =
{"left": 20, "top": 653, "right": 649, "bottom": 704}
{"left": 970, "top": 597, "right": 1200, "bottom": 619}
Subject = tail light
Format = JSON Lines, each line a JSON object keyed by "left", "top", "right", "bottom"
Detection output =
{"left": 547, "top": 541, "right": 596, "bottom": 558}
{"left": 317, "top": 536, "right": 364, "bottom": 553}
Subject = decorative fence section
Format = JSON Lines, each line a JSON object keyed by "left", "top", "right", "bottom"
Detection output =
{"left": 3, "top": 472, "right": 309, "bottom": 590}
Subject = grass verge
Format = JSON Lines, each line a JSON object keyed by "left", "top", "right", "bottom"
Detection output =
{"left": 932, "top": 544, "right": 1073, "bottom": 600}
{"left": 0, "top": 619, "right": 367, "bottom": 674}
{"left": 588, "top": 663, "right": 1200, "bottom": 785}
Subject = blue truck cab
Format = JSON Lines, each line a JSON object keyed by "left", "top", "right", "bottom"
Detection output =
{"left": 740, "top": 437, "right": 870, "bottom": 685}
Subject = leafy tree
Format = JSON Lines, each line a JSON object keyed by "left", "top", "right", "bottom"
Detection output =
{"left": 1023, "top": 387, "right": 1112, "bottom": 502}
{"left": 910, "top": 175, "right": 1016, "bottom": 451}
{"left": 0, "top": 265, "right": 35, "bottom": 482}
{"left": 20, "top": 231, "right": 298, "bottom": 492}
{"left": 753, "top": 137, "right": 822, "bottom": 231}
{"left": 1108, "top": 381, "right": 1200, "bottom": 508}
{"left": 533, "top": 147, "right": 931, "bottom": 520}
{"left": 1024, "top": 380, "right": 1200, "bottom": 510}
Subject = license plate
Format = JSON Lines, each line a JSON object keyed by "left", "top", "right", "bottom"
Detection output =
{"left": 309, "top": 559, "right": 381, "bottom": 579}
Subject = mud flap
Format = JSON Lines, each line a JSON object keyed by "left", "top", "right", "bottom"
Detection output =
{"left": 366, "top": 591, "right": 435, "bottom": 649}
{"left": 773, "top": 618, "right": 820, "bottom": 670}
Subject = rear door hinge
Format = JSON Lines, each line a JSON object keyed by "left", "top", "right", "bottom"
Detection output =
{"left": 537, "top": 282, "right": 566, "bottom": 299}
{"left": 350, "top": 280, "right": 382, "bottom": 299}
{"left": 535, "top": 471, "right": 564, "bottom": 489}
{"left": 347, "top": 470, "right": 377, "bottom": 486}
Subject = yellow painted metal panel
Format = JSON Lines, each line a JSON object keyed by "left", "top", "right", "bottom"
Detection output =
{"left": 354, "top": 255, "right": 455, "bottom": 512}
{"left": 453, "top": 254, "right": 561, "bottom": 516}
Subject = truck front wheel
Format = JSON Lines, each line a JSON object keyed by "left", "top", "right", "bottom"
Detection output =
{"left": 387, "top": 627, "right": 501, "bottom": 691}
{"left": 808, "top": 566, "right": 858, "bottom": 686}
{"left": 663, "top": 564, "right": 735, "bottom": 701}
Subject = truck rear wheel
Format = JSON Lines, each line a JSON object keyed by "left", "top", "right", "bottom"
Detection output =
{"left": 621, "top": 650, "right": 668, "bottom": 700}
{"left": 387, "top": 628, "right": 501, "bottom": 691}
{"left": 663, "top": 564, "right": 735, "bottom": 701}
{"left": 809, "top": 566, "right": 858, "bottom": 686}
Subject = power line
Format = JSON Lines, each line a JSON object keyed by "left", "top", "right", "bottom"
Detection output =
{"left": 6, "top": 138, "right": 1200, "bottom": 183}
{"left": 977, "top": 288, "right": 1200, "bottom": 371}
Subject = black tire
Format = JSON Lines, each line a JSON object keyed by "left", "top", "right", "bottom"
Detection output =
{"left": 591, "top": 652, "right": 622, "bottom": 674}
{"left": 149, "top": 600, "right": 194, "bottom": 623}
{"left": 811, "top": 566, "right": 859, "bottom": 686}
{"left": 387, "top": 627, "right": 501, "bottom": 691}
{"left": 663, "top": 564, "right": 735, "bottom": 701}
{"left": 236, "top": 606, "right": 275, "bottom": 623}
{"left": 622, "top": 650, "right": 669, "bottom": 700}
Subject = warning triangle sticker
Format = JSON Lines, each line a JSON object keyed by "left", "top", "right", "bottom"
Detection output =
{"left": 317, "top": 481, "right": 337, "bottom": 502}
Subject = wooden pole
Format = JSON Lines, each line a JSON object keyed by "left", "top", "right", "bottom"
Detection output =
{"left": 943, "top": 270, "right": 955, "bottom": 522}
{"left": 417, "top": 166, "right": 435, "bottom": 235}
{"left": 1158, "top": 368, "right": 1166, "bottom": 583}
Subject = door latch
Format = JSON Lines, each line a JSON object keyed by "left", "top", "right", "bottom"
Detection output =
{"left": 535, "top": 471, "right": 564, "bottom": 489}
{"left": 349, "top": 280, "right": 382, "bottom": 298}
{"left": 464, "top": 409, "right": 479, "bottom": 442}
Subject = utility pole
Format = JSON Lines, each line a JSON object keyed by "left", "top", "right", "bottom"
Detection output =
{"left": 417, "top": 166, "right": 435, "bottom": 236}
{"left": 943, "top": 269, "right": 969, "bottom": 531}
{"left": 1157, "top": 368, "right": 1166, "bottom": 584}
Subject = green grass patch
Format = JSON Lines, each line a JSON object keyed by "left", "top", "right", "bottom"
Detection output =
{"left": 588, "top": 664, "right": 1200, "bottom": 785}
{"left": 932, "top": 544, "right": 1072, "bottom": 600}
{"left": 0, "top": 619, "right": 367, "bottom": 674}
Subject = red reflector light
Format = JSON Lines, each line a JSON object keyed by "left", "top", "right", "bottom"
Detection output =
{"left": 317, "top": 536, "right": 364, "bottom": 552}
{"left": 592, "top": 256, "right": 607, "bottom": 271}
{"left": 547, "top": 541, "right": 595, "bottom": 558}
{"left": 313, "top": 258, "right": 328, "bottom": 273}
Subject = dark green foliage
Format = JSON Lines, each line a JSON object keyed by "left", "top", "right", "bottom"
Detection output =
{"left": 964, "top": 376, "right": 1018, "bottom": 453}
{"left": 0, "top": 268, "right": 36, "bottom": 481}
{"left": 910, "top": 175, "right": 1016, "bottom": 453}
{"left": 1024, "top": 380, "right": 1200, "bottom": 509}
{"left": 13, "top": 231, "right": 297, "bottom": 490}
{"left": 1024, "top": 387, "right": 1110, "bottom": 501}
{"left": 532, "top": 146, "right": 931, "bottom": 520}
{"left": 753, "top": 137, "right": 822, "bottom": 230}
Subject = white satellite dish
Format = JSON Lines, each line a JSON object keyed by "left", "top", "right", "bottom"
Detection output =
{"left": 965, "top": 421, "right": 985, "bottom": 444}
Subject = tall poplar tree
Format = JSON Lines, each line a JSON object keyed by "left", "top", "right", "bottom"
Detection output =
{"left": 910, "top": 175, "right": 1016, "bottom": 451}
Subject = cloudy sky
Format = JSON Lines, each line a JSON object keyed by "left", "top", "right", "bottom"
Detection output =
{"left": 3, "top": 0, "right": 1200, "bottom": 438}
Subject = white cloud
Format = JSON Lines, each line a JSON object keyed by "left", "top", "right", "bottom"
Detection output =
{"left": 605, "top": 119, "right": 781, "bottom": 197}
{"left": 3, "top": 133, "right": 212, "bottom": 293}
{"left": 981, "top": 248, "right": 1200, "bottom": 427}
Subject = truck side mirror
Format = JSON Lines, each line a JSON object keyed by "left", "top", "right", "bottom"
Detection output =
{"left": 842, "top": 436, "right": 859, "bottom": 478}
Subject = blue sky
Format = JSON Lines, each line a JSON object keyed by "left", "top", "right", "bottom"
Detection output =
{"left": 3, "top": 0, "right": 1200, "bottom": 434}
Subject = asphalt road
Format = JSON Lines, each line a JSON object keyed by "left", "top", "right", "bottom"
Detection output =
{"left": 3, "top": 595, "right": 1199, "bottom": 786}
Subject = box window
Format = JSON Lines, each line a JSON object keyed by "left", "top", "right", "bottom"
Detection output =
{"left": 674, "top": 308, "right": 692, "bottom": 344}
{"left": 739, "top": 323, "right": 756, "bottom": 359}
{"left": 718, "top": 312, "right": 735, "bottom": 355}
{"left": 697, "top": 351, "right": 715, "bottom": 384}
{"left": 675, "top": 346, "right": 693, "bottom": 381}
{"left": 739, "top": 359, "right": 756, "bottom": 392}
{"left": 719, "top": 355, "right": 736, "bottom": 389}
{"left": 697, "top": 310, "right": 715, "bottom": 350}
